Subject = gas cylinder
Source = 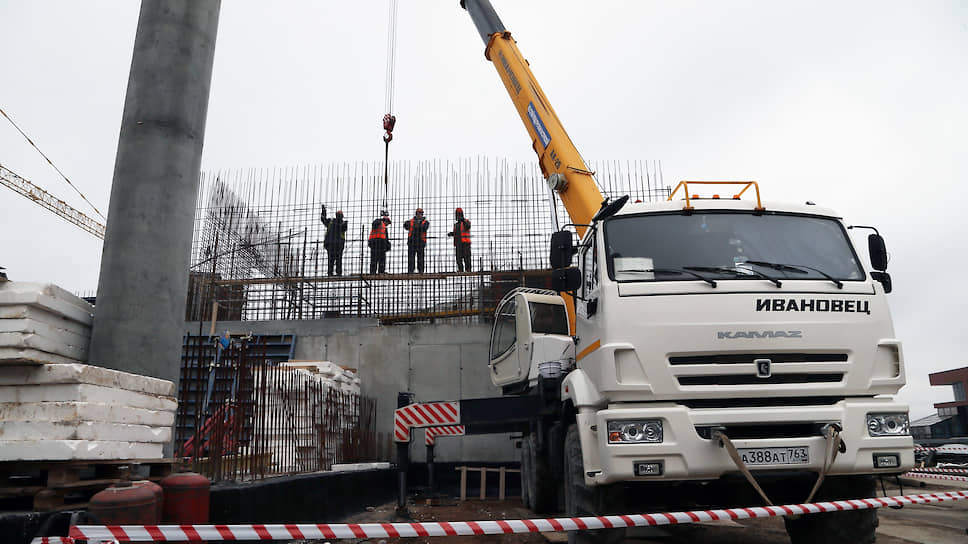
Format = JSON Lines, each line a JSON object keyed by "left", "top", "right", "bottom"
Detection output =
{"left": 160, "top": 471, "right": 210, "bottom": 524}
{"left": 132, "top": 479, "right": 164, "bottom": 522}
{"left": 89, "top": 481, "right": 159, "bottom": 525}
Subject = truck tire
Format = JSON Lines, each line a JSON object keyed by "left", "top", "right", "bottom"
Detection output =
{"left": 564, "top": 424, "right": 625, "bottom": 544}
{"left": 528, "top": 433, "right": 558, "bottom": 513}
{"left": 783, "top": 476, "right": 878, "bottom": 544}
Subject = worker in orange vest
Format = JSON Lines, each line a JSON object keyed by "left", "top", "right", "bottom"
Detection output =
{"left": 447, "top": 207, "right": 472, "bottom": 272}
{"left": 404, "top": 208, "right": 429, "bottom": 274}
{"left": 368, "top": 210, "right": 391, "bottom": 274}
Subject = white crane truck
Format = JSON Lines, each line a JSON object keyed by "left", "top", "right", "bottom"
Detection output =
{"left": 455, "top": 2, "right": 914, "bottom": 542}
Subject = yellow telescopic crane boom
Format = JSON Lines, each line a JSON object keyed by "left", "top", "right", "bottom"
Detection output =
{"left": 0, "top": 163, "right": 105, "bottom": 240}
{"left": 461, "top": 0, "right": 603, "bottom": 236}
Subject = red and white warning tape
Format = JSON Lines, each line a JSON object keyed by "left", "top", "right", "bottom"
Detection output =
{"left": 909, "top": 467, "right": 968, "bottom": 474}
{"left": 394, "top": 401, "right": 460, "bottom": 442}
{"left": 425, "top": 424, "right": 466, "bottom": 446}
{"left": 904, "top": 472, "right": 968, "bottom": 483}
{"left": 53, "top": 490, "right": 967, "bottom": 542}
{"left": 914, "top": 445, "right": 968, "bottom": 452}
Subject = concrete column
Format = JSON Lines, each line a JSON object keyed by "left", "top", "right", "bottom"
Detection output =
{"left": 90, "top": 0, "right": 220, "bottom": 383}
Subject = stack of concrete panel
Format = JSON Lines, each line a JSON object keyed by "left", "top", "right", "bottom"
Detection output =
{"left": 254, "top": 362, "right": 362, "bottom": 471}
{"left": 281, "top": 361, "right": 361, "bottom": 395}
{"left": 0, "top": 363, "right": 176, "bottom": 460}
{"left": 0, "top": 282, "right": 94, "bottom": 365}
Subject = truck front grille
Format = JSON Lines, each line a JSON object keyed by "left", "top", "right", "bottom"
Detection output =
{"left": 678, "top": 373, "right": 843, "bottom": 386}
{"left": 668, "top": 352, "right": 850, "bottom": 389}
{"left": 669, "top": 353, "right": 848, "bottom": 365}
{"left": 694, "top": 422, "right": 835, "bottom": 440}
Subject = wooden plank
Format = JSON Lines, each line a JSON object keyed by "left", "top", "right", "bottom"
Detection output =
{"left": 52, "top": 478, "right": 122, "bottom": 490}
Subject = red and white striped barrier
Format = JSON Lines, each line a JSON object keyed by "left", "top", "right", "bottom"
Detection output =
{"left": 425, "top": 424, "right": 466, "bottom": 446}
{"left": 60, "top": 490, "right": 968, "bottom": 542}
{"left": 914, "top": 445, "right": 968, "bottom": 452}
{"left": 909, "top": 467, "right": 968, "bottom": 474}
{"left": 904, "top": 472, "right": 968, "bottom": 483}
{"left": 394, "top": 401, "right": 460, "bottom": 442}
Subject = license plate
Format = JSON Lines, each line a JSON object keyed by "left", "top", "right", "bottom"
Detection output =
{"left": 737, "top": 446, "right": 809, "bottom": 465}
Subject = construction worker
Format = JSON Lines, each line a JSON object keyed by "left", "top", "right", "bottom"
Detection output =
{"left": 447, "top": 207, "right": 472, "bottom": 272}
{"left": 320, "top": 205, "right": 347, "bottom": 276}
{"left": 368, "top": 210, "right": 391, "bottom": 274}
{"left": 404, "top": 208, "right": 429, "bottom": 274}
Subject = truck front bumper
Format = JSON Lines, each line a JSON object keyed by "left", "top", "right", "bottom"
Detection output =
{"left": 584, "top": 398, "right": 914, "bottom": 485}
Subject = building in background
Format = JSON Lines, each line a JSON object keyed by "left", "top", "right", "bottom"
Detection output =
{"left": 912, "top": 366, "right": 968, "bottom": 440}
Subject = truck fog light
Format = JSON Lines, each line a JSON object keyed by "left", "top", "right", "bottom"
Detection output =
{"left": 873, "top": 453, "right": 900, "bottom": 469}
{"left": 866, "top": 413, "right": 910, "bottom": 437}
{"left": 607, "top": 419, "right": 663, "bottom": 444}
{"left": 634, "top": 461, "right": 664, "bottom": 476}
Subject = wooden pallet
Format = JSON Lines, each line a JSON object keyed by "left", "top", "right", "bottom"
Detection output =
{"left": 0, "top": 458, "right": 178, "bottom": 511}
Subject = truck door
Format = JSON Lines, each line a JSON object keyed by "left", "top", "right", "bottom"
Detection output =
{"left": 489, "top": 295, "right": 529, "bottom": 385}
{"left": 577, "top": 228, "right": 600, "bottom": 319}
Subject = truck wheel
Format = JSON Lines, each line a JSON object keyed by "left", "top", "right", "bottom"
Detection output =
{"left": 783, "top": 476, "right": 878, "bottom": 544}
{"left": 528, "top": 432, "right": 557, "bottom": 514}
{"left": 564, "top": 424, "right": 625, "bottom": 544}
{"left": 521, "top": 436, "right": 533, "bottom": 509}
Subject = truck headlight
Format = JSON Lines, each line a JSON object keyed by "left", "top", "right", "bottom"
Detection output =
{"left": 607, "top": 420, "right": 663, "bottom": 444}
{"left": 866, "top": 413, "right": 910, "bottom": 436}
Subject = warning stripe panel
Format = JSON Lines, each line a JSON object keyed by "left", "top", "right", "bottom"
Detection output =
{"left": 394, "top": 401, "right": 461, "bottom": 443}
{"left": 66, "top": 490, "right": 968, "bottom": 541}
{"left": 425, "top": 425, "right": 466, "bottom": 445}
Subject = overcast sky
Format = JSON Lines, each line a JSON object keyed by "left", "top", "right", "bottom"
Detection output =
{"left": 2, "top": 1, "right": 965, "bottom": 418}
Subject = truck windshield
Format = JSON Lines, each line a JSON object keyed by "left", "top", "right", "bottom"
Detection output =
{"left": 604, "top": 212, "right": 865, "bottom": 283}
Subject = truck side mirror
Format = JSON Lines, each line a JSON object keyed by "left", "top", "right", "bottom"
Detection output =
{"left": 550, "top": 230, "right": 576, "bottom": 269}
{"left": 551, "top": 267, "right": 581, "bottom": 292}
{"left": 871, "top": 271, "right": 892, "bottom": 294}
{"left": 868, "top": 234, "right": 888, "bottom": 271}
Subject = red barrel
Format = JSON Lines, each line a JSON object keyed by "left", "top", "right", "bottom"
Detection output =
{"left": 160, "top": 471, "right": 210, "bottom": 524}
{"left": 89, "top": 481, "right": 159, "bottom": 525}
{"left": 132, "top": 480, "right": 164, "bottom": 522}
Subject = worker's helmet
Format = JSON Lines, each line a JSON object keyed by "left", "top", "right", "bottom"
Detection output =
{"left": 416, "top": 208, "right": 424, "bottom": 215}
{"left": 455, "top": 207, "right": 463, "bottom": 214}
{"left": 336, "top": 210, "right": 343, "bottom": 217}
{"left": 380, "top": 209, "right": 389, "bottom": 217}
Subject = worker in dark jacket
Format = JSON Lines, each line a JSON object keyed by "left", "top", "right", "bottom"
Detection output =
{"left": 447, "top": 207, "right": 472, "bottom": 272}
{"left": 321, "top": 205, "right": 348, "bottom": 276}
{"left": 404, "top": 208, "right": 429, "bottom": 274}
{"left": 368, "top": 210, "right": 391, "bottom": 274}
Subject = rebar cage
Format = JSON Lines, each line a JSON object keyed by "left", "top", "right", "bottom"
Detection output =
{"left": 189, "top": 158, "right": 669, "bottom": 323}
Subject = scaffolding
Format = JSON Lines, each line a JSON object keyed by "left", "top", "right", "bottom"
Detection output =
{"left": 188, "top": 158, "right": 669, "bottom": 323}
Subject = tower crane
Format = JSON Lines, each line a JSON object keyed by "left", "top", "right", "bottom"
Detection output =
{"left": 0, "top": 163, "right": 105, "bottom": 240}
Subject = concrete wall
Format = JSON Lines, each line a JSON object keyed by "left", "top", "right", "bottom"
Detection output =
{"left": 187, "top": 319, "right": 517, "bottom": 464}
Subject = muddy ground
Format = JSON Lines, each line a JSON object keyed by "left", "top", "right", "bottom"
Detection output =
{"left": 306, "top": 478, "right": 967, "bottom": 544}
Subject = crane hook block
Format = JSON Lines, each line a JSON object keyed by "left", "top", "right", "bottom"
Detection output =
{"left": 383, "top": 114, "right": 397, "bottom": 133}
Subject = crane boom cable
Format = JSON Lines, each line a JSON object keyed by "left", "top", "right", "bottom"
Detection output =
{"left": 384, "top": 0, "right": 398, "bottom": 115}
{"left": 381, "top": 0, "right": 399, "bottom": 211}
{"left": 0, "top": 107, "right": 106, "bottom": 221}
{"left": 0, "top": 163, "right": 105, "bottom": 239}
